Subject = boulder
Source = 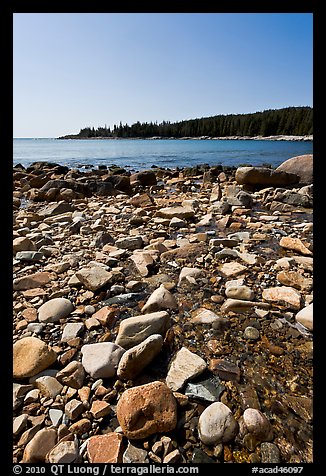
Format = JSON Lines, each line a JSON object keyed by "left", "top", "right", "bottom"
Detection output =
{"left": 276, "top": 154, "right": 313, "bottom": 185}
{"left": 130, "top": 170, "right": 157, "bottom": 187}
{"left": 235, "top": 167, "right": 298, "bottom": 186}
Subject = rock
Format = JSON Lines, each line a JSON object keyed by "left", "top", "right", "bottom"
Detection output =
{"left": 178, "top": 267, "right": 203, "bottom": 286}
{"left": 123, "top": 442, "right": 149, "bottom": 463}
{"left": 48, "top": 409, "right": 63, "bottom": 427}
{"left": 276, "top": 270, "right": 313, "bottom": 291}
{"left": 13, "top": 237, "right": 37, "bottom": 253}
{"left": 141, "top": 284, "right": 178, "bottom": 313}
{"left": 35, "top": 376, "right": 63, "bottom": 398}
{"left": 198, "top": 401, "right": 238, "bottom": 445}
{"left": 166, "top": 347, "right": 207, "bottom": 391}
{"left": 235, "top": 166, "right": 298, "bottom": 186}
{"left": 130, "top": 170, "right": 157, "bottom": 187}
{"left": 191, "top": 448, "right": 216, "bottom": 463}
{"left": 276, "top": 154, "right": 313, "bottom": 185}
{"left": 64, "top": 399, "right": 84, "bottom": 420}
{"left": 209, "top": 359, "right": 241, "bottom": 382}
{"left": 23, "top": 428, "right": 57, "bottom": 462}
{"left": 87, "top": 433, "right": 124, "bottom": 463}
{"left": 90, "top": 400, "right": 111, "bottom": 419}
{"left": 46, "top": 438, "right": 79, "bottom": 463}
{"left": 81, "top": 342, "right": 125, "bottom": 378}
{"left": 38, "top": 201, "right": 74, "bottom": 217}
{"left": 244, "top": 326, "right": 260, "bottom": 340}
{"left": 243, "top": 408, "right": 273, "bottom": 440}
{"left": 13, "top": 414, "right": 29, "bottom": 436}
{"left": 260, "top": 442, "right": 281, "bottom": 463}
{"left": 262, "top": 286, "right": 302, "bottom": 310}
{"left": 76, "top": 267, "right": 116, "bottom": 291}
{"left": 220, "top": 298, "right": 270, "bottom": 313}
{"left": 190, "top": 308, "right": 223, "bottom": 324}
{"left": 117, "top": 334, "right": 163, "bottom": 380}
{"left": 129, "top": 192, "right": 155, "bottom": 208}
{"left": 38, "top": 298, "right": 74, "bottom": 323}
{"left": 13, "top": 271, "right": 55, "bottom": 291}
{"left": 279, "top": 236, "right": 312, "bottom": 256}
{"left": 218, "top": 261, "right": 247, "bottom": 278}
{"left": 130, "top": 251, "right": 155, "bottom": 277}
{"left": 116, "top": 235, "right": 144, "bottom": 250}
{"left": 225, "top": 284, "right": 254, "bottom": 300}
{"left": 16, "top": 250, "right": 44, "bottom": 262}
{"left": 156, "top": 206, "right": 195, "bottom": 220}
{"left": 13, "top": 337, "right": 57, "bottom": 379}
{"left": 163, "top": 449, "right": 181, "bottom": 463}
{"left": 185, "top": 375, "right": 225, "bottom": 403}
{"left": 295, "top": 303, "right": 313, "bottom": 331}
{"left": 61, "top": 323, "right": 85, "bottom": 342}
{"left": 94, "top": 231, "right": 114, "bottom": 248}
{"left": 115, "top": 310, "right": 171, "bottom": 350}
{"left": 68, "top": 418, "right": 91, "bottom": 435}
{"left": 116, "top": 381, "right": 177, "bottom": 439}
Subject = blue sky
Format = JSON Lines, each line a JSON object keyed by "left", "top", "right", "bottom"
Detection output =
{"left": 13, "top": 13, "right": 313, "bottom": 138}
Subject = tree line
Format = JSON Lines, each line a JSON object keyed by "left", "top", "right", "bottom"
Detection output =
{"left": 59, "top": 106, "right": 312, "bottom": 139}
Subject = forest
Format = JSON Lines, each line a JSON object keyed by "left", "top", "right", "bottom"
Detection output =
{"left": 59, "top": 106, "right": 313, "bottom": 139}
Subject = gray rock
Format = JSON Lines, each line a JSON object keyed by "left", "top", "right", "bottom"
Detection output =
{"left": 198, "top": 401, "right": 238, "bottom": 445}
{"left": 15, "top": 251, "right": 44, "bottom": 262}
{"left": 166, "top": 347, "right": 207, "bottom": 392}
{"left": 244, "top": 326, "right": 260, "bottom": 340}
{"left": 81, "top": 342, "right": 125, "bottom": 378}
{"left": 117, "top": 334, "right": 163, "bottom": 380}
{"left": 38, "top": 298, "right": 74, "bottom": 323}
{"left": 115, "top": 311, "right": 171, "bottom": 350}
{"left": 61, "top": 323, "right": 84, "bottom": 342}
{"left": 260, "top": 442, "right": 281, "bottom": 463}
{"left": 185, "top": 376, "right": 225, "bottom": 403}
{"left": 123, "top": 442, "right": 149, "bottom": 463}
{"left": 116, "top": 235, "right": 144, "bottom": 250}
{"left": 48, "top": 409, "right": 63, "bottom": 427}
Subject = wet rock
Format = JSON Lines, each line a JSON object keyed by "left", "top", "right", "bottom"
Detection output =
{"left": 243, "top": 408, "right": 273, "bottom": 440}
{"left": 209, "top": 358, "right": 241, "bottom": 382}
{"left": 116, "top": 381, "right": 177, "bottom": 439}
{"left": 244, "top": 326, "right": 260, "bottom": 340}
{"left": 295, "top": 303, "right": 313, "bottom": 331}
{"left": 185, "top": 375, "right": 225, "bottom": 403}
{"left": 198, "top": 401, "right": 238, "bottom": 445}
{"left": 260, "top": 442, "right": 281, "bottom": 463}
{"left": 190, "top": 308, "right": 223, "bottom": 324}
{"left": 117, "top": 334, "right": 163, "bottom": 380}
{"left": 115, "top": 311, "right": 170, "bottom": 350}
{"left": 141, "top": 284, "right": 178, "bottom": 313}
{"left": 38, "top": 298, "right": 74, "bottom": 323}
{"left": 81, "top": 342, "right": 125, "bottom": 378}
{"left": 13, "top": 337, "right": 57, "bottom": 379}
{"left": 87, "top": 433, "right": 124, "bottom": 463}
{"left": 262, "top": 286, "right": 302, "bottom": 310}
{"left": 166, "top": 347, "right": 207, "bottom": 392}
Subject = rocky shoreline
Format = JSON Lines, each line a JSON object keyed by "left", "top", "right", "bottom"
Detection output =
{"left": 13, "top": 155, "right": 313, "bottom": 464}
{"left": 58, "top": 135, "right": 313, "bottom": 141}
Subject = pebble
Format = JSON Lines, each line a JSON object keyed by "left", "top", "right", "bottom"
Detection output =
{"left": 141, "top": 283, "right": 178, "bottom": 313}
{"left": 242, "top": 408, "right": 273, "bottom": 440}
{"left": 123, "top": 442, "right": 149, "bottom": 463}
{"left": 61, "top": 323, "right": 84, "bottom": 342}
{"left": 244, "top": 326, "right": 260, "bottom": 340}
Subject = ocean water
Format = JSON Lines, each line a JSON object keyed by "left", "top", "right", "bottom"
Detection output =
{"left": 13, "top": 138, "right": 313, "bottom": 171}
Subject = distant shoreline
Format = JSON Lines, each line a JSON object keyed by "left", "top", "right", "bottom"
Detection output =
{"left": 56, "top": 135, "right": 313, "bottom": 141}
